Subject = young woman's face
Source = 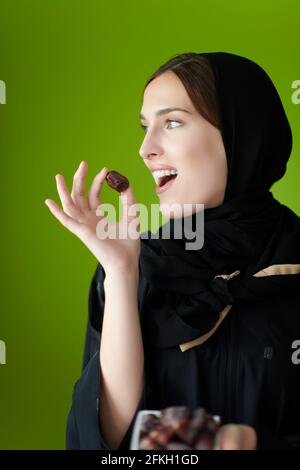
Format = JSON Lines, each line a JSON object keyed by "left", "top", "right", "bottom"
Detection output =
{"left": 139, "top": 71, "right": 228, "bottom": 218}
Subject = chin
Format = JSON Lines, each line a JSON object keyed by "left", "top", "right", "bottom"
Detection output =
{"left": 158, "top": 201, "right": 190, "bottom": 219}
{"left": 160, "top": 199, "right": 209, "bottom": 220}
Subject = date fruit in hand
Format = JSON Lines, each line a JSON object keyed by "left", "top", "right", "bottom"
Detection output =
{"left": 106, "top": 170, "right": 129, "bottom": 192}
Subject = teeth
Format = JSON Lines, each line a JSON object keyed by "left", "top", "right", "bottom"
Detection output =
{"left": 151, "top": 169, "right": 178, "bottom": 185}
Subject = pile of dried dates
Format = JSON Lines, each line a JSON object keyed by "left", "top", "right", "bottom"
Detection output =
{"left": 138, "top": 406, "right": 220, "bottom": 450}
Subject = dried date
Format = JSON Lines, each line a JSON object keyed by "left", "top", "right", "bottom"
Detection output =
{"left": 106, "top": 170, "right": 129, "bottom": 192}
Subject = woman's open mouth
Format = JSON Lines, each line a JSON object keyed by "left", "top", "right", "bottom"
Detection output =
{"left": 151, "top": 169, "right": 178, "bottom": 195}
{"left": 155, "top": 173, "right": 178, "bottom": 194}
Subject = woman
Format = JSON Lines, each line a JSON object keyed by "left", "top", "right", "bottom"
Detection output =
{"left": 45, "top": 52, "right": 300, "bottom": 450}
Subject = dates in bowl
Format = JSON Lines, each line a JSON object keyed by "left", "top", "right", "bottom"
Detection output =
{"left": 130, "top": 406, "right": 221, "bottom": 450}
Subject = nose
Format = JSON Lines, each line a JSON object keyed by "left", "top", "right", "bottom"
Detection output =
{"left": 138, "top": 129, "right": 164, "bottom": 161}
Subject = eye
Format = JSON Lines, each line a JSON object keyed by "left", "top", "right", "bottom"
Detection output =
{"left": 140, "top": 119, "right": 182, "bottom": 133}
{"left": 166, "top": 119, "right": 182, "bottom": 129}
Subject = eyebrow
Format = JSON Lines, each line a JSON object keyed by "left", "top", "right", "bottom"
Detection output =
{"left": 139, "top": 107, "right": 192, "bottom": 120}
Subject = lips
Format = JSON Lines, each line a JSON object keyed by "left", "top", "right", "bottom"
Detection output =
{"left": 149, "top": 165, "right": 178, "bottom": 172}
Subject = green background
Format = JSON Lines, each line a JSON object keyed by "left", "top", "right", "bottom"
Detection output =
{"left": 0, "top": 0, "right": 299, "bottom": 450}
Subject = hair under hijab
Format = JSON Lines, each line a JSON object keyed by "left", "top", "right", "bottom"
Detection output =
{"left": 143, "top": 53, "right": 221, "bottom": 130}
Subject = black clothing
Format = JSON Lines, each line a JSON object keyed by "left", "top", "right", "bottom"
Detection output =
{"left": 66, "top": 260, "right": 300, "bottom": 450}
{"left": 139, "top": 191, "right": 300, "bottom": 351}
{"left": 66, "top": 52, "right": 300, "bottom": 450}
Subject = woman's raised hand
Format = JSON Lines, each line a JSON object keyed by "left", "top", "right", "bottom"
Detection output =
{"left": 44, "top": 161, "right": 141, "bottom": 274}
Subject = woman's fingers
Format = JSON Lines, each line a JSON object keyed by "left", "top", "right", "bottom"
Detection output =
{"left": 71, "top": 161, "right": 89, "bottom": 211}
{"left": 120, "top": 185, "right": 139, "bottom": 222}
{"left": 55, "top": 174, "right": 82, "bottom": 219}
{"left": 44, "top": 198, "right": 82, "bottom": 234}
{"left": 88, "top": 166, "right": 109, "bottom": 211}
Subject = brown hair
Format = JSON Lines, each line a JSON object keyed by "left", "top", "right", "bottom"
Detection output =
{"left": 143, "top": 53, "right": 221, "bottom": 130}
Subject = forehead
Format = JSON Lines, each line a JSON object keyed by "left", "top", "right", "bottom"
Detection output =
{"left": 141, "top": 71, "right": 195, "bottom": 116}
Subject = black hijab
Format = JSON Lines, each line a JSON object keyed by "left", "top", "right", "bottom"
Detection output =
{"left": 139, "top": 52, "right": 300, "bottom": 350}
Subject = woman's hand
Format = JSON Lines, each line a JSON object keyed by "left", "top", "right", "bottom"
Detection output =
{"left": 217, "top": 424, "right": 257, "bottom": 450}
{"left": 44, "top": 161, "right": 141, "bottom": 273}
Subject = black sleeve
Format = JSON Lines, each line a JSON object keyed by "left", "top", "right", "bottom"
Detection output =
{"left": 255, "top": 425, "right": 300, "bottom": 450}
{"left": 65, "top": 263, "right": 147, "bottom": 450}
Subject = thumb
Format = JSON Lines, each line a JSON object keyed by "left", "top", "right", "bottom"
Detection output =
{"left": 120, "top": 184, "right": 139, "bottom": 221}
{"left": 218, "top": 424, "right": 257, "bottom": 450}
{"left": 218, "top": 424, "right": 242, "bottom": 450}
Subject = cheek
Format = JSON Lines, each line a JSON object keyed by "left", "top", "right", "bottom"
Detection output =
{"left": 182, "top": 129, "right": 211, "bottom": 158}
{"left": 179, "top": 135, "right": 214, "bottom": 176}
{"left": 185, "top": 131, "right": 226, "bottom": 172}
{"left": 176, "top": 137, "right": 227, "bottom": 199}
